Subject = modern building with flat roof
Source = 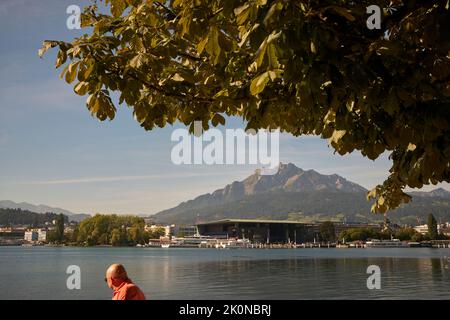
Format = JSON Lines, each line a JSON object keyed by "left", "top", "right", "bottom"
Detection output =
{"left": 196, "top": 219, "right": 319, "bottom": 244}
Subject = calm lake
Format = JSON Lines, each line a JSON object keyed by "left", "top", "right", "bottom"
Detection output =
{"left": 1, "top": 246, "right": 450, "bottom": 300}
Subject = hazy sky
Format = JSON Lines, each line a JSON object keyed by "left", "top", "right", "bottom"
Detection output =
{"left": 0, "top": 0, "right": 448, "bottom": 215}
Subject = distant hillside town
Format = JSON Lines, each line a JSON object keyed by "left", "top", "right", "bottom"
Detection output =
{"left": 1, "top": 208, "right": 450, "bottom": 249}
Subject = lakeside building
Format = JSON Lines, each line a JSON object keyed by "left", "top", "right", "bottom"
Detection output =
{"left": 196, "top": 219, "right": 386, "bottom": 244}
{"left": 0, "top": 227, "right": 26, "bottom": 235}
{"left": 38, "top": 230, "right": 47, "bottom": 242}
{"left": 414, "top": 224, "right": 429, "bottom": 235}
{"left": 24, "top": 231, "right": 38, "bottom": 242}
{"left": 164, "top": 225, "right": 175, "bottom": 237}
{"left": 440, "top": 228, "right": 450, "bottom": 237}
{"left": 23, "top": 229, "right": 47, "bottom": 243}
{"left": 147, "top": 219, "right": 450, "bottom": 245}
{"left": 0, "top": 228, "right": 26, "bottom": 245}
{"left": 196, "top": 219, "right": 319, "bottom": 244}
{"left": 413, "top": 223, "right": 447, "bottom": 235}
{"left": 385, "top": 222, "right": 450, "bottom": 237}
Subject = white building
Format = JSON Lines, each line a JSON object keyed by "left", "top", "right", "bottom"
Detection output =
{"left": 24, "top": 231, "right": 38, "bottom": 242}
{"left": 38, "top": 230, "right": 47, "bottom": 242}
{"left": 24, "top": 229, "right": 47, "bottom": 242}
{"left": 413, "top": 224, "right": 428, "bottom": 235}
{"left": 414, "top": 223, "right": 443, "bottom": 235}
{"left": 164, "top": 225, "right": 175, "bottom": 237}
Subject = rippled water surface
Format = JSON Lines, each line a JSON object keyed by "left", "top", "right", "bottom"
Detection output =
{"left": 1, "top": 247, "right": 450, "bottom": 299}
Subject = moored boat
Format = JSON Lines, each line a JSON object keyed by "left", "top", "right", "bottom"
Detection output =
{"left": 365, "top": 239, "right": 409, "bottom": 248}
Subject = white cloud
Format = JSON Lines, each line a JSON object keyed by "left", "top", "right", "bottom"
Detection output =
{"left": 22, "top": 168, "right": 252, "bottom": 185}
{"left": 0, "top": 79, "right": 84, "bottom": 114}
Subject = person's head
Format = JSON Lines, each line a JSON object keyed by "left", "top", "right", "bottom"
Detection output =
{"left": 105, "top": 264, "right": 129, "bottom": 289}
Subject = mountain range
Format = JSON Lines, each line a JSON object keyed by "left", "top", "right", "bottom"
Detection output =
{"left": 152, "top": 163, "right": 450, "bottom": 225}
{"left": 0, "top": 200, "right": 89, "bottom": 222}
{"left": 3, "top": 163, "right": 450, "bottom": 226}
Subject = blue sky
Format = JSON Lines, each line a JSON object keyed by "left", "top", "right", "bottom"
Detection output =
{"left": 0, "top": 0, "right": 447, "bottom": 215}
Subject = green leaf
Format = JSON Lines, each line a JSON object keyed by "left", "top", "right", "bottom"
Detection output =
{"left": 86, "top": 94, "right": 97, "bottom": 112}
{"left": 263, "top": 2, "right": 284, "bottom": 27}
{"left": 205, "top": 27, "right": 221, "bottom": 65}
{"left": 329, "top": 130, "right": 346, "bottom": 145}
{"left": 65, "top": 62, "right": 79, "bottom": 84}
{"left": 111, "top": 0, "right": 127, "bottom": 18}
{"left": 197, "top": 35, "right": 209, "bottom": 55}
{"left": 268, "top": 69, "right": 283, "bottom": 81}
{"left": 212, "top": 114, "right": 225, "bottom": 126}
{"left": 129, "top": 54, "right": 146, "bottom": 69}
{"left": 172, "top": 73, "right": 185, "bottom": 82}
{"left": 250, "top": 72, "right": 270, "bottom": 96}
{"left": 74, "top": 82, "right": 89, "bottom": 96}
{"left": 310, "top": 41, "right": 317, "bottom": 54}
{"left": 234, "top": 3, "right": 250, "bottom": 16}
{"left": 55, "top": 50, "right": 67, "bottom": 68}
{"left": 234, "top": 4, "right": 251, "bottom": 25}
{"left": 267, "top": 44, "right": 279, "bottom": 69}
{"left": 407, "top": 143, "right": 417, "bottom": 152}
{"left": 82, "top": 59, "right": 95, "bottom": 80}
{"left": 238, "top": 23, "right": 259, "bottom": 48}
{"left": 249, "top": 31, "right": 282, "bottom": 71}
{"left": 38, "top": 41, "right": 58, "bottom": 58}
{"left": 59, "top": 64, "right": 70, "bottom": 80}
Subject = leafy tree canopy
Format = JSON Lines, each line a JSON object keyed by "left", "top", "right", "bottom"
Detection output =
{"left": 40, "top": 0, "right": 450, "bottom": 213}
{"left": 77, "top": 214, "right": 148, "bottom": 246}
{"left": 0, "top": 208, "right": 67, "bottom": 227}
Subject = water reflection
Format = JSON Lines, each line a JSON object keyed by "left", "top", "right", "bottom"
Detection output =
{"left": 146, "top": 257, "right": 450, "bottom": 299}
{"left": 1, "top": 247, "right": 450, "bottom": 299}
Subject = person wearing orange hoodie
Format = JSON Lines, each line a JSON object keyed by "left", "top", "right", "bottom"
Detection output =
{"left": 105, "top": 263, "right": 146, "bottom": 300}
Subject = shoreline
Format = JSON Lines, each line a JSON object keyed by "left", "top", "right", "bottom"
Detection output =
{"left": 2, "top": 244, "right": 450, "bottom": 249}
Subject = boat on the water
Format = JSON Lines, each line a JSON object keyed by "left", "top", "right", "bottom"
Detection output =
{"left": 408, "top": 242, "right": 421, "bottom": 248}
{"left": 161, "top": 243, "right": 170, "bottom": 248}
{"left": 215, "top": 239, "right": 251, "bottom": 249}
{"left": 365, "top": 239, "right": 409, "bottom": 248}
